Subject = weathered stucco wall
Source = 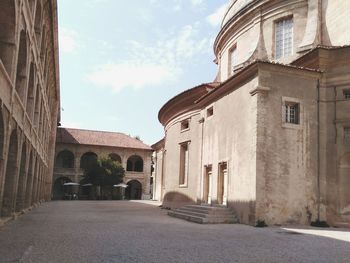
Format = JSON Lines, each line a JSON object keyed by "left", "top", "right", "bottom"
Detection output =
{"left": 255, "top": 65, "right": 320, "bottom": 225}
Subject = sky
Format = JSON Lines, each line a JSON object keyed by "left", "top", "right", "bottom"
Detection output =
{"left": 58, "top": 0, "right": 228, "bottom": 145}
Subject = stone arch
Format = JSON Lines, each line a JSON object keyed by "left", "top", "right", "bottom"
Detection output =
{"left": 1, "top": 129, "right": 19, "bottom": 217}
{"left": 127, "top": 155, "right": 143, "bottom": 172}
{"left": 0, "top": 0, "right": 16, "bottom": 75}
{"left": 26, "top": 62, "right": 35, "bottom": 121}
{"left": 15, "top": 142, "right": 27, "bottom": 212}
{"left": 52, "top": 176, "right": 72, "bottom": 200}
{"left": 34, "top": 87, "right": 40, "bottom": 130}
{"left": 31, "top": 160, "right": 40, "bottom": 204}
{"left": 40, "top": 25, "right": 46, "bottom": 60}
{"left": 24, "top": 151, "right": 34, "bottom": 208}
{"left": 109, "top": 153, "right": 122, "bottom": 164}
{"left": 55, "top": 150, "right": 74, "bottom": 168}
{"left": 125, "top": 180, "right": 142, "bottom": 200}
{"left": 339, "top": 152, "right": 350, "bottom": 217}
{"left": 15, "top": 30, "right": 28, "bottom": 102}
{"left": 34, "top": 0, "right": 42, "bottom": 45}
{"left": 80, "top": 152, "right": 98, "bottom": 171}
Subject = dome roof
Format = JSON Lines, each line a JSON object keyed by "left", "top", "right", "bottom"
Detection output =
{"left": 221, "top": 0, "right": 258, "bottom": 28}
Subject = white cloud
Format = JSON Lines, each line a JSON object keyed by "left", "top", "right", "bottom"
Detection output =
{"left": 87, "top": 24, "right": 211, "bottom": 93}
{"left": 206, "top": 3, "right": 228, "bottom": 27}
{"left": 59, "top": 27, "right": 79, "bottom": 53}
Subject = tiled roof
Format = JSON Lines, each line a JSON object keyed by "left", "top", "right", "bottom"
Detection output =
{"left": 56, "top": 127, "right": 152, "bottom": 151}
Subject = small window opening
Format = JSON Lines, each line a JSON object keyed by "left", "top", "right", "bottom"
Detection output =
{"left": 343, "top": 90, "right": 350, "bottom": 99}
{"left": 207, "top": 107, "right": 213, "bottom": 117}
{"left": 181, "top": 120, "right": 189, "bottom": 131}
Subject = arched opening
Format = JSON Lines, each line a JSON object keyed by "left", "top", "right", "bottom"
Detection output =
{"left": 31, "top": 161, "right": 40, "bottom": 204}
{"left": 126, "top": 155, "right": 143, "bottom": 172}
{"left": 15, "top": 30, "right": 28, "bottom": 102}
{"left": 109, "top": 153, "right": 122, "bottom": 164}
{"left": 0, "top": 110, "right": 4, "bottom": 180}
{"left": 24, "top": 152, "right": 34, "bottom": 208}
{"left": 125, "top": 180, "right": 142, "bottom": 200}
{"left": 34, "top": 2, "right": 42, "bottom": 45}
{"left": 55, "top": 150, "right": 74, "bottom": 168}
{"left": 1, "top": 129, "right": 18, "bottom": 217}
{"left": 0, "top": 0, "right": 16, "bottom": 75}
{"left": 80, "top": 152, "right": 98, "bottom": 171}
{"left": 26, "top": 62, "right": 35, "bottom": 121}
{"left": 339, "top": 153, "right": 350, "bottom": 218}
{"left": 40, "top": 26, "right": 46, "bottom": 61}
{"left": 52, "top": 177, "right": 72, "bottom": 200}
{"left": 33, "top": 87, "right": 40, "bottom": 130}
{"left": 15, "top": 142, "right": 27, "bottom": 212}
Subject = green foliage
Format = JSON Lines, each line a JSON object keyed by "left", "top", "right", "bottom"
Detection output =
{"left": 83, "top": 156, "right": 125, "bottom": 186}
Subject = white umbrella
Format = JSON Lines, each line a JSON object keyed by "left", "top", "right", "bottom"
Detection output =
{"left": 113, "top": 183, "right": 128, "bottom": 188}
{"left": 63, "top": 182, "right": 80, "bottom": 186}
{"left": 82, "top": 183, "right": 93, "bottom": 187}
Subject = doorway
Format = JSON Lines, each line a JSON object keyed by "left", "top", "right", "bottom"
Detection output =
{"left": 217, "top": 162, "right": 228, "bottom": 206}
{"left": 203, "top": 165, "right": 212, "bottom": 204}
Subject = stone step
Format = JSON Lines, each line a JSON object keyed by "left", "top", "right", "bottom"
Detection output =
{"left": 177, "top": 207, "right": 234, "bottom": 217}
{"left": 168, "top": 205, "right": 238, "bottom": 224}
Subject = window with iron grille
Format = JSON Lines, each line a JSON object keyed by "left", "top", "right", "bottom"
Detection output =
{"left": 285, "top": 102, "right": 299, "bottom": 124}
{"left": 343, "top": 90, "right": 350, "bottom": 99}
{"left": 275, "top": 18, "right": 293, "bottom": 59}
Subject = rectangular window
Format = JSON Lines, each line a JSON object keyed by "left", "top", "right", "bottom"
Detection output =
{"left": 343, "top": 90, "right": 350, "bottom": 99}
{"left": 275, "top": 18, "right": 293, "bottom": 59}
{"left": 207, "top": 106, "right": 213, "bottom": 117}
{"left": 285, "top": 102, "right": 299, "bottom": 124}
{"left": 229, "top": 46, "right": 237, "bottom": 75}
{"left": 180, "top": 119, "right": 189, "bottom": 131}
{"left": 179, "top": 142, "right": 189, "bottom": 186}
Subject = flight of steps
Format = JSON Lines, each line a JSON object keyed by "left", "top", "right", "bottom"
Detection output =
{"left": 168, "top": 204, "right": 238, "bottom": 224}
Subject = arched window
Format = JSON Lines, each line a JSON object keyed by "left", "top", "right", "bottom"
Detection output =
{"left": 15, "top": 30, "right": 28, "bottom": 102}
{"left": 26, "top": 62, "right": 35, "bottom": 121}
{"left": 127, "top": 155, "right": 143, "bottom": 172}
{"left": 0, "top": 0, "right": 16, "bottom": 75}
{"left": 109, "top": 153, "right": 122, "bottom": 164}
{"left": 80, "top": 152, "right": 98, "bottom": 171}
{"left": 34, "top": 2, "right": 42, "bottom": 45}
{"left": 1, "top": 129, "right": 18, "bottom": 217}
{"left": 55, "top": 150, "right": 75, "bottom": 168}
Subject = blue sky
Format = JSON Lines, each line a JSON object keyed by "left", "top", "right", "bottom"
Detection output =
{"left": 58, "top": 0, "right": 228, "bottom": 145}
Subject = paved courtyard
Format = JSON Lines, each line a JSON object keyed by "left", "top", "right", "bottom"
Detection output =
{"left": 0, "top": 201, "right": 349, "bottom": 263}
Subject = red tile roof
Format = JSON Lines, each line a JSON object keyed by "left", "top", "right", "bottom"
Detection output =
{"left": 56, "top": 127, "right": 152, "bottom": 151}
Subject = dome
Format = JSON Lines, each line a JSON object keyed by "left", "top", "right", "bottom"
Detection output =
{"left": 221, "top": 0, "right": 258, "bottom": 28}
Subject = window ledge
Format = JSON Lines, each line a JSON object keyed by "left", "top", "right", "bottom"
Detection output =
{"left": 179, "top": 184, "right": 188, "bottom": 188}
{"left": 180, "top": 128, "right": 190, "bottom": 133}
{"left": 282, "top": 122, "right": 302, "bottom": 130}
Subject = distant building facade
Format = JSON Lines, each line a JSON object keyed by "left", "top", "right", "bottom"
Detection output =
{"left": 0, "top": 0, "right": 60, "bottom": 220}
{"left": 153, "top": 0, "right": 350, "bottom": 226}
{"left": 54, "top": 127, "right": 153, "bottom": 200}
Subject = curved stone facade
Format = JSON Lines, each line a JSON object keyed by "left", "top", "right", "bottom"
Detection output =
{"left": 215, "top": 0, "right": 350, "bottom": 82}
{"left": 154, "top": 0, "right": 350, "bottom": 226}
{"left": 0, "top": 0, "right": 60, "bottom": 219}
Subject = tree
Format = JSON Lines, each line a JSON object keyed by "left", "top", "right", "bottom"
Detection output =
{"left": 82, "top": 156, "right": 125, "bottom": 199}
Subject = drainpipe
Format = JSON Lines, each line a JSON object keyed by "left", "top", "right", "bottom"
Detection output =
{"left": 199, "top": 117, "right": 205, "bottom": 204}
{"left": 317, "top": 79, "right": 320, "bottom": 221}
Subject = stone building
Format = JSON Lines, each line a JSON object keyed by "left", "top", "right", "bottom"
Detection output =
{"left": 0, "top": 0, "right": 60, "bottom": 221}
{"left": 153, "top": 0, "right": 350, "bottom": 226}
{"left": 53, "top": 127, "right": 153, "bottom": 200}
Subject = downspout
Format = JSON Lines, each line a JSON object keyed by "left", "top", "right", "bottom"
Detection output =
{"left": 317, "top": 79, "right": 320, "bottom": 221}
{"left": 199, "top": 117, "right": 205, "bottom": 204}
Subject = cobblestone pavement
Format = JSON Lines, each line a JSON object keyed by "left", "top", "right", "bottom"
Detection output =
{"left": 0, "top": 201, "right": 349, "bottom": 263}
